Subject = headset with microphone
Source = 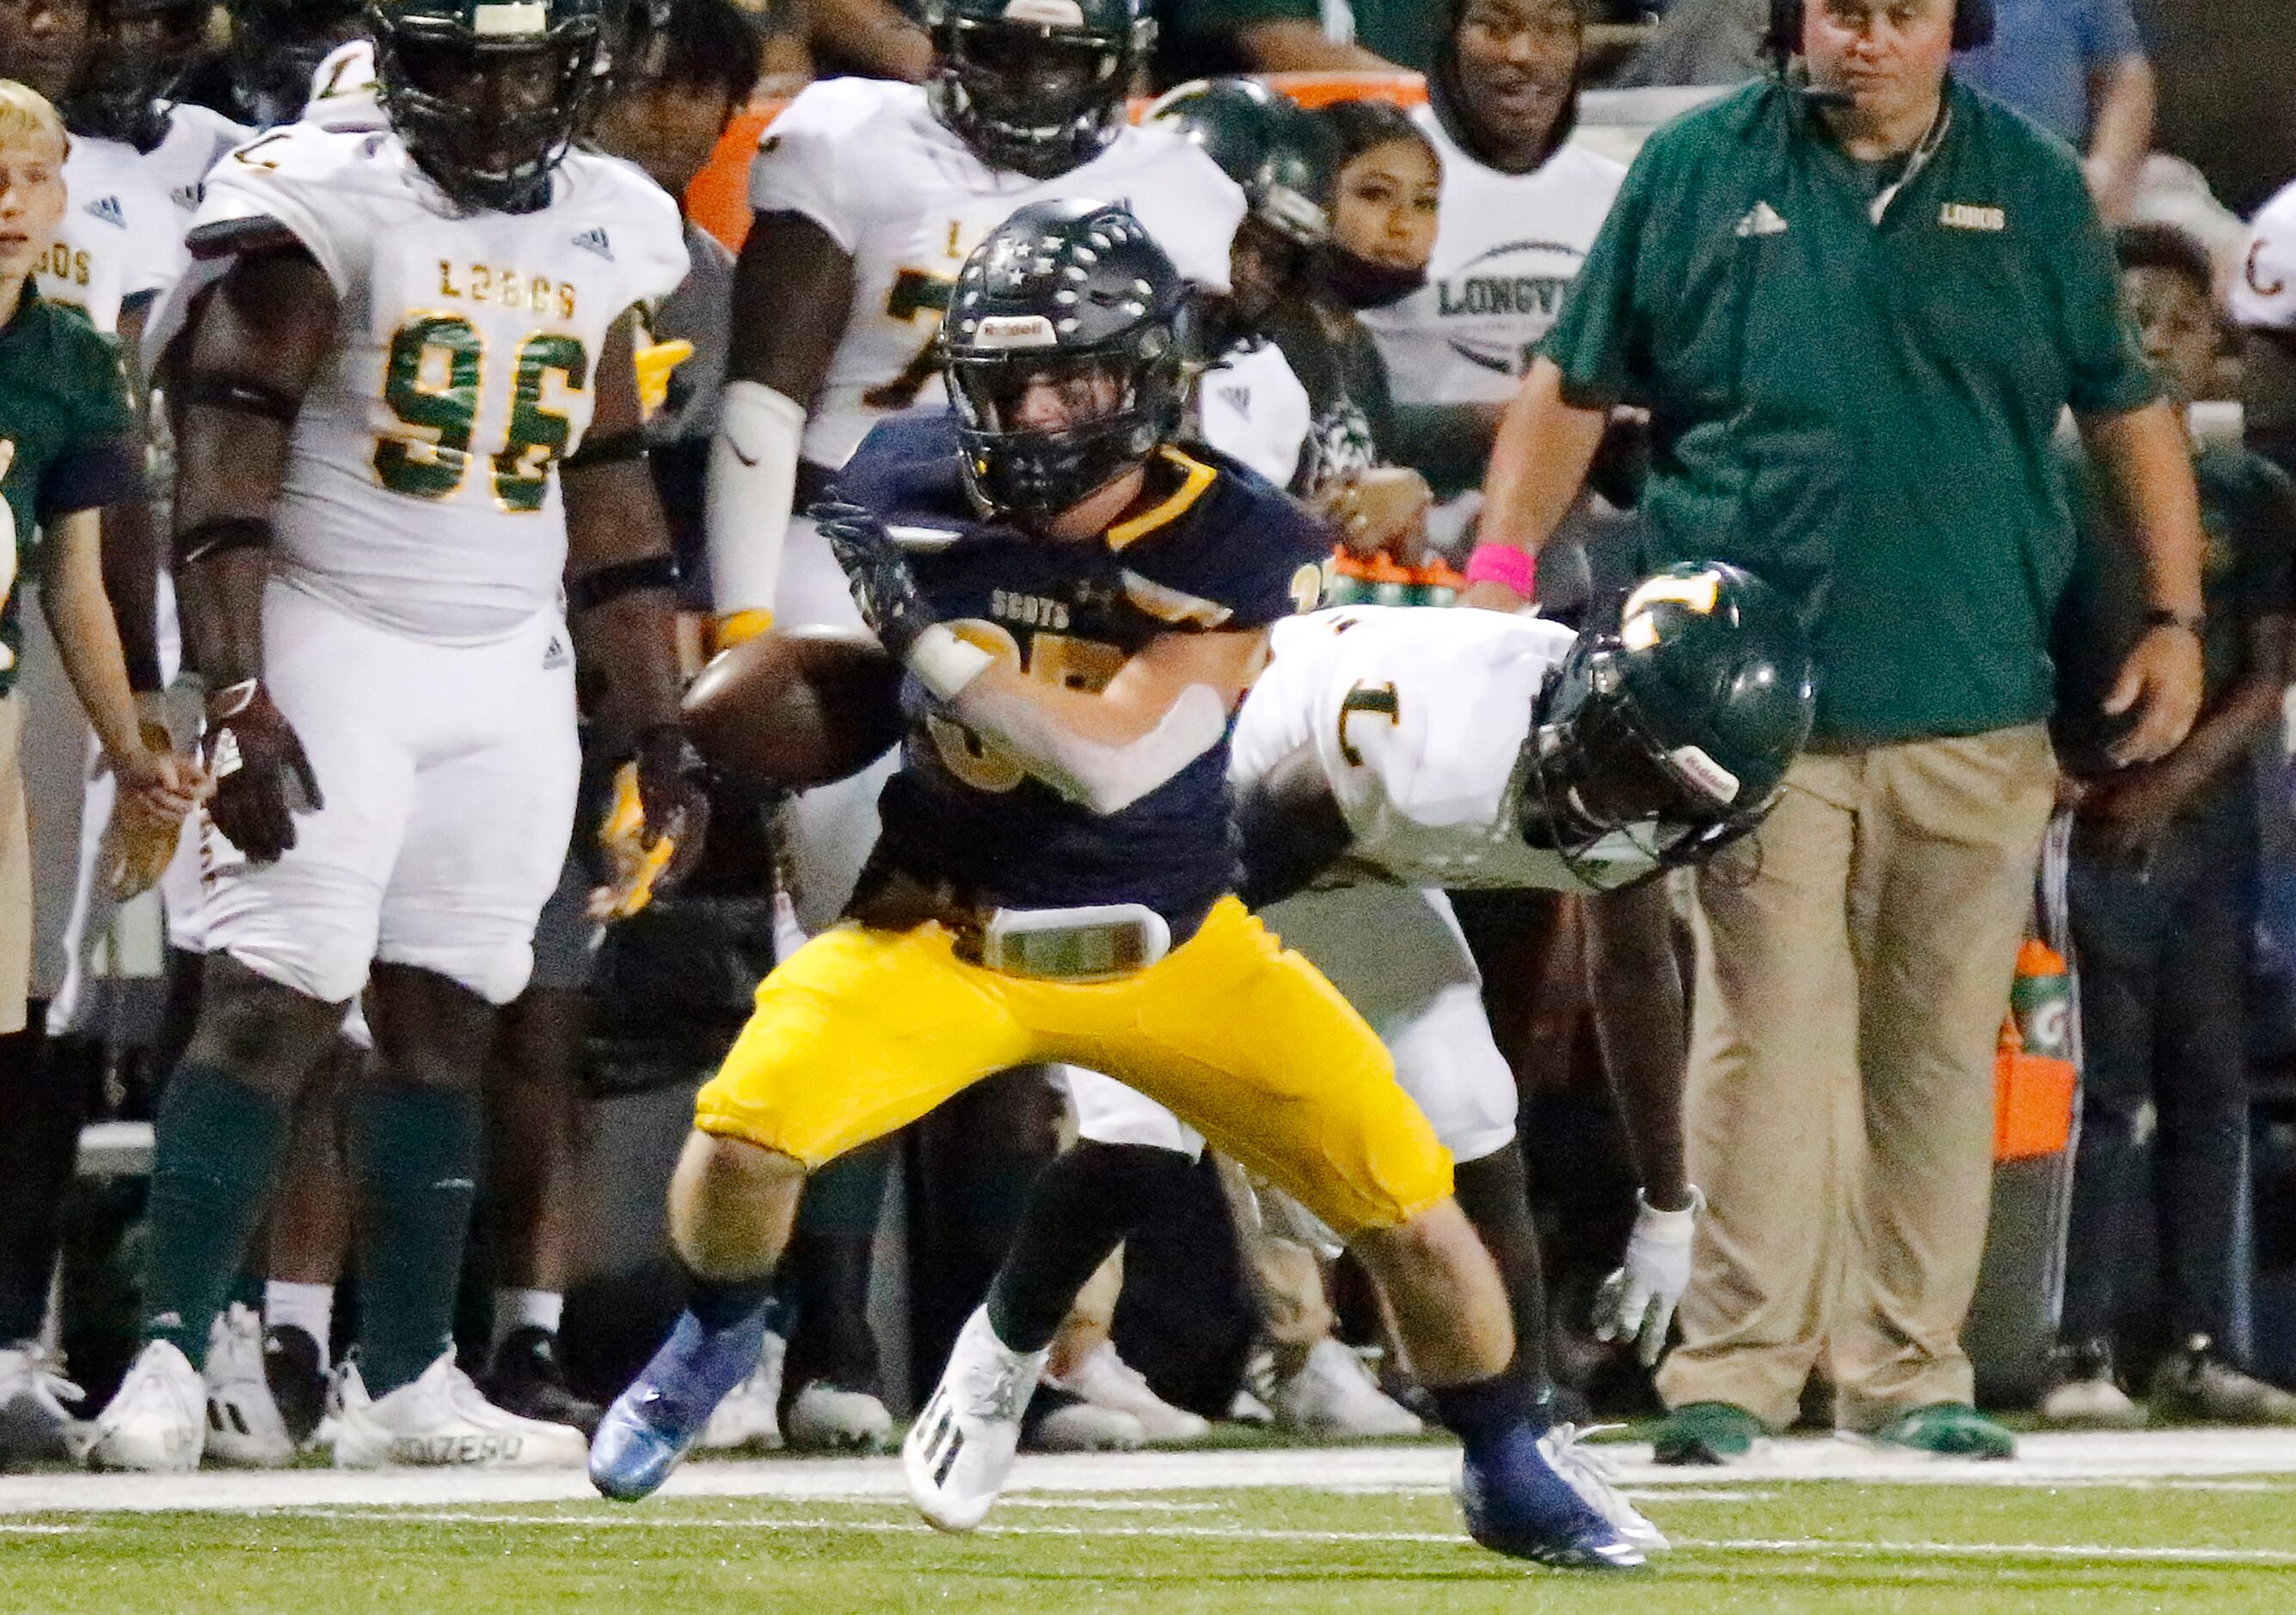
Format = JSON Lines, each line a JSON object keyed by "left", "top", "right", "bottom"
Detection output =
{"left": 1766, "top": 0, "right": 1995, "bottom": 64}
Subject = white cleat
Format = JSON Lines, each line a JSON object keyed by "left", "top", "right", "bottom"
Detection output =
{"left": 88, "top": 1340, "right": 206, "bottom": 1473}
{"left": 1539, "top": 1422, "right": 1667, "bottom": 1552}
{"left": 203, "top": 1305, "right": 294, "bottom": 1468}
{"left": 1271, "top": 1339, "right": 1424, "bottom": 1439}
{"left": 904, "top": 1307, "right": 1047, "bottom": 1533}
{"left": 700, "top": 1329, "right": 787, "bottom": 1452}
{"left": 0, "top": 1340, "right": 86, "bottom": 1465}
{"left": 785, "top": 1379, "right": 893, "bottom": 1452}
{"left": 1023, "top": 1386, "right": 1143, "bottom": 1452}
{"left": 1048, "top": 1342, "right": 1210, "bottom": 1444}
{"left": 331, "top": 1352, "right": 588, "bottom": 1470}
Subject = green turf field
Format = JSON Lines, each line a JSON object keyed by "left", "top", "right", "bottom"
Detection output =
{"left": 7, "top": 1476, "right": 2294, "bottom": 1613}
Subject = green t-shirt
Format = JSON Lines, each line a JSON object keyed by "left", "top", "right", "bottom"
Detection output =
{"left": 2053, "top": 439, "right": 2296, "bottom": 777}
{"left": 0, "top": 285, "right": 140, "bottom": 698}
{"left": 1156, "top": 0, "right": 1438, "bottom": 79}
{"left": 1540, "top": 78, "right": 2158, "bottom": 745}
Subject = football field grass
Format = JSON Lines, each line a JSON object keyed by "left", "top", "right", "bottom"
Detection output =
{"left": 5, "top": 1439, "right": 2295, "bottom": 1612}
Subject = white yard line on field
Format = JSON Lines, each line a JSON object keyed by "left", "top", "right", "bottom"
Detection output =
{"left": 8, "top": 1429, "right": 2296, "bottom": 1517}
{"left": 240, "top": 1507, "right": 2296, "bottom": 1569}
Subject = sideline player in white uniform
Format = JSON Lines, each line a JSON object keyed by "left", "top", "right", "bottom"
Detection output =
{"left": 88, "top": 0, "right": 704, "bottom": 1475}
{"left": 1356, "top": 0, "right": 1623, "bottom": 518}
{"left": 2236, "top": 175, "right": 2296, "bottom": 484}
{"left": 955, "top": 565, "right": 1814, "bottom": 1542}
{"left": 691, "top": 0, "right": 1245, "bottom": 1452}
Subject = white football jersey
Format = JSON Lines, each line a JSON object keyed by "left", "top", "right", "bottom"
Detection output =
{"left": 2234, "top": 179, "right": 2296, "bottom": 333}
{"left": 1197, "top": 338, "right": 1311, "bottom": 491}
{"left": 191, "top": 122, "right": 688, "bottom": 641}
{"left": 1360, "top": 107, "right": 1624, "bottom": 407}
{"left": 45, "top": 133, "right": 184, "bottom": 333}
{"left": 748, "top": 77, "right": 1246, "bottom": 468}
{"left": 1231, "top": 605, "right": 1660, "bottom": 892}
{"left": 144, "top": 101, "right": 255, "bottom": 221}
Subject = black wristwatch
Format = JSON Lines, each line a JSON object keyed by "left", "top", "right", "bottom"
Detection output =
{"left": 2143, "top": 606, "right": 2206, "bottom": 637}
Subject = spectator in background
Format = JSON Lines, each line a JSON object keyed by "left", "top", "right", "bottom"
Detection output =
{"left": 1611, "top": 0, "right": 1767, "bottom": 87}
{"left": 2044, "top": 223, "right": 2296, "bottom": 1429}
{"left": 1284, "top": 97, "right": 1440, "bottom": 558}
{"left": 1949, "top": 0, "right": 2152, "bottom": 222}
{"left": 1475, "top": 0, "right": 2205, "bottom": 1463}
{"left": 1360, "top": 0, "right": 1623, "bottom": 531}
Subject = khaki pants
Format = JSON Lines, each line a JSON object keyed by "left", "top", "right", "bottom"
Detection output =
{"left": 1654, "top": 727, "right": 2054, "bottom": 1431}
{"left": 0, "top": 695, "right": 28, "bottom": 1035}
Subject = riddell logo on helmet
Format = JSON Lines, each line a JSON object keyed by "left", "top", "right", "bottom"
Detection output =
{"left": 391, "top": 1434, "right": 525, "bottom": 1465}
{"left": 472, "top": 1, "right": 548, "bottom": 37}
{"left": 1669, "top": 746, "right": 1741, "bottom": 805}
{"left": 1002, "top": 0, "right": 1087, "bottom": 23}
{"left": 974, "top": 315, "right": 1059, "bottom": 349}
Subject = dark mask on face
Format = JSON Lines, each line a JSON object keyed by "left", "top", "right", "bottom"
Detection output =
{"left": 1312, "top": 246, "right": 1427, "bottom": 310}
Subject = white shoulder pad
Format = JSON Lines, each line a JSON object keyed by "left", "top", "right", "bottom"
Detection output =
{"left": 562, "top": 150, "right": 692, "bottom": 311}
{"left": 2235, "top": 181, "right": 2296, "bottom": 333}
{"left": 746, "top": 77, "right": 919, "bottom": 251}
{"left": 189, "top": 123, "right": 382, "bottom": 298}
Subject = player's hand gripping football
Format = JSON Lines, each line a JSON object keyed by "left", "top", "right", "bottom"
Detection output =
{"left": 1592, "top": 1185, "right": 1704, "bottom": 1367}
{"left": 200, "top": 678, "right": 322, "bottom": 863}
{"left": 814, "top": 500, "right": 937, "bottom": 660}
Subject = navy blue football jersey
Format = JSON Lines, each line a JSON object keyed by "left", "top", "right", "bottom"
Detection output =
{"left": 832, "top": 413, "right": 1331, "bottom": 931}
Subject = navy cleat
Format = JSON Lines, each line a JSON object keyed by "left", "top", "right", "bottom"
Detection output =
{"left": 589, "top": 1305, "right": 768, "bottom": 1501}
{"left": 1458, "top": 1421, "right": 1648, "bottom": 1571}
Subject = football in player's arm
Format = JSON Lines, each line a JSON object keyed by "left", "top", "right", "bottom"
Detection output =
{"left": 592, "top": 199, "right": 1651, "bottom": 1573}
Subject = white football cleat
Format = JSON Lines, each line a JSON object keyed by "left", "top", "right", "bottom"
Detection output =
{"left": 1270, "top": 1340, "right": 1424, "bottom": 1439}
{"left": 905, "top": 1307, "right": 1046, "bottom": 1533}
{"left": 331, "top": 1351, "right": 588, "bottom": 1470}
{"left": 1023, "top": 1385, "right": 1144, "bottom": 1452}
{"left": 89, "top": 1340, "right": 206, "bottom": 1473}
{"left": 1048, "top": 1342, "right": 1209, "bottom": 1444}
{"left": 1539, "top": 1422, "right": 1667, "bottom": 1552}
{"left": 785, "top": 1379, "right": 893, "bottom": 1452}
{"left": 699, "top": 1329, "right": 787, "bottom": 1451}
{"left": 203, "top": 1305, "right": 294, "bottom": 1468}
{"left": 0, "top": 1340, "right": 86, "bottom": 1464}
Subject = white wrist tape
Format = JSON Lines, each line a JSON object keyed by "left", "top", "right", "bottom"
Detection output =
{"left": 1635, "top": 1183, "right": 1705, "bottom": 1239}
{"left": 908, "top": 623, "right": 996, "bottom": 702}
{"left": 704, "top": 379, "right": 807, "bottom": 621}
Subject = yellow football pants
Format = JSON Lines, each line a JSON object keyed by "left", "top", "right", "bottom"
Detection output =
{"left": 694, "top": 895, "right": 1453, "bottom": 1235}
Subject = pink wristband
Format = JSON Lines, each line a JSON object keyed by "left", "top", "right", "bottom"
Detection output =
{"left": 1464, "top": 543, "right": 1537, "bottom": 598}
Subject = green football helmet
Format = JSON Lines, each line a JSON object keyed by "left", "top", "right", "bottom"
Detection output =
{"left": 1524, "top": 562, "right": 1816, "bottom": 881}
{"left": 368, "top": 0, "right": 607, "bottom": 212}
{"left": 923, "top": 0, "right": 1153, "bottom": 181}
{"left": 1145, "top": 77, "right": 1340, "bottom": 249}
{"left": 64, "top": 0, "right": 212, "bottom": 149}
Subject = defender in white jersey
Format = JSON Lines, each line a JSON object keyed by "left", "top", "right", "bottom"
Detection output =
{"left": 89, "top": 0, "right": 706, "bottom": 1477}
{"left": 1056, "top": 565, "right": 1809, "bottom": 1484}
{"left": 1356, "top": 0, "right": 1623, "bottom": 504}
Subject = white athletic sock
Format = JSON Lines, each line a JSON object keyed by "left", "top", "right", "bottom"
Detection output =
{"left": 264, "top": 1280, "right": 335, "bottom": 1371}
{"left": 494, "top": 1286, "right": 564, "bottom": 1347}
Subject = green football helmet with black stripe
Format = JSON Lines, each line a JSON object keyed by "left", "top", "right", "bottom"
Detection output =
{"left": 1526, "top": 562, "right": 1816, "bottom": 882}
{"left": 1145, "top": 77, "right": 1339, "bottom": 249}
{"left": 924, "top": 0, "right": 1153, "bottom": 181}
{"left": 368, "top": 0, "right": 607, "bottom": 212}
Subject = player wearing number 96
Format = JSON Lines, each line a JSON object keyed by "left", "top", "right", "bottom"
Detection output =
{"left": 591, "top": 198, "right": 1639, "bottom": 1573}
{"left": 86, "top": 0, "right": 706, "bottom": 1476}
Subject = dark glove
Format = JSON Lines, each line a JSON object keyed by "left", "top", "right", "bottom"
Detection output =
{"left": 635, "top": 722, "right": 711, "bottom": 895}
{"left": 200, "top": 679, "right": 322, "bottom": 863}
{"left": 813, "top": 500, "right": 936, "bottom": 660}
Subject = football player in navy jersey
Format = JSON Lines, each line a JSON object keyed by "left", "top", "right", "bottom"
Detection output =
{"left": 591, "top": 199, "right": 1643, "bottom": 1573}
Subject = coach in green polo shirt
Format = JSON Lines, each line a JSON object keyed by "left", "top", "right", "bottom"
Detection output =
{"left": 1473, "top": 0, "right": 2205, "bottom": 1464}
